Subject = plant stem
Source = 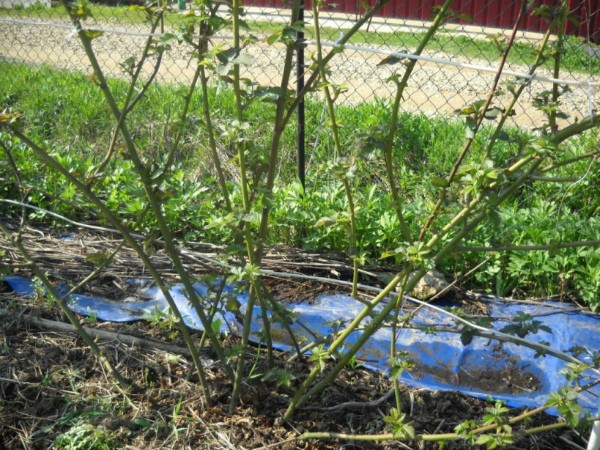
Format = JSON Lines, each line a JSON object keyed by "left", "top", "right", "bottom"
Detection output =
{"left": 0, "top": 220, "right": 131, "bottom": 387}
{"left": 299, "top": 380, "right": 600, "bottom": 443}
{"left": 283, "top": 268, "right": 416, "bottom": 419}
{"left": 481, "top": 24, "right": 557, "bottom": 161}
{"left": 94, "top": 11, "right": 164, "bottom": 179}
{"left": 549, "top": 1, "right": 568, "bottom": 133}
{"left": 228, "top": 0, "right": 253, "bottom": 409}
{"left": 418, "top": 0, "right": 529, "bottom": 242}
{"left": 10, "top": 127, "right": 221, "bottom": 401}
{"left": 311, "top": 0, "right": 360, "bottom": 298}
{"left": 59, "top": 0, "right": 234, "bottom": 388}
{"left": 228, "top": 0, "right": 279, "bottom": 411}
{"left": 548, "top": 112, "right": 600, "bottom": 144}
{"left": 200, "top": 65, "right": 232, "bottom": 211}
{"left": 256, "top": 0, "right": 301, "bottom": 248}
{"left": 390, "top": 273, "right": 410, "bottom": 411}
{"left": 281, "top": 0, "right": 390, "bottom": 129}
{"left": 382, "top": 0, "right": 453, "bottom": 243}
{"left": 343, "top": 177, "right": 360, "bottom": 298}
{"left": 285, "top": 92, "right": 600, "bottom": 418}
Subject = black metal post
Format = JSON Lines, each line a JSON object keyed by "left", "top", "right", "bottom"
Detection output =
{"left": 297, "top": 0, "right": 306, "bottom": 192}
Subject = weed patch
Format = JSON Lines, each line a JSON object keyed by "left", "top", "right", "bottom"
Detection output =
{"left": 1, "top": 59, "right": 600, "bottom": 304}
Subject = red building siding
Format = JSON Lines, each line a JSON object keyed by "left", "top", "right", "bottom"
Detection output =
{"left": 245, "top": 0, "right": 600, "bottom": 40}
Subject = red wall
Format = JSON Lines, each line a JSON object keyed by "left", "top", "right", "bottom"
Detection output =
{"left": 245, "top": 0, "right": 600, "bottom": 40}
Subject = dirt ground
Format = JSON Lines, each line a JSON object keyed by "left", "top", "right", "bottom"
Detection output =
{"left": 0, "top": 290, "right": 588, "bottom": 450}
{"left": 0, "top": 226, "right": 592, "bottom": 449}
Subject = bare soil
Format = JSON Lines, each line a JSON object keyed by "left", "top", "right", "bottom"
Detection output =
{"left": 0, "top": 227, "right": 590, "bottom": 450}
{"left": 0, "top": 293, "right": 583, "bottom": 450}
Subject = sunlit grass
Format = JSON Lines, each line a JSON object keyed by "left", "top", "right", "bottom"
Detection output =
{"left": 1, "top": 59, "right": 599, "bottom": 303}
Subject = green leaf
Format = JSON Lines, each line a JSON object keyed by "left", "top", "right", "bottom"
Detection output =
{"left": 134, "top": 417, "right": 152, "bottom": 429}
{"left": 225, "top": 297, "right": 240, "bottom": 313}
{"left": 496, "top": 130, "right": 513, "bottom": 142}
{"left": 381, "top": 248, "right": 401, "bottom": 259}
{"left": 232, "top": 54, "right": 255, "bottom": 66}
{"left": 475, "top": 434, "right": 502, "bottom": 448}
{"left": 216, "top": 47, "right": 238, "bottom": 65}
{"left": 226, "top": 343, "right": 244, "bottom": 360}
{"left": 289, "top": 20, "right": 305, "bottom": 32}
{"left": 464, "top": 116, "right": 476, "bottom": 138}
{"left": 265, "top": 32, "right": 282, "bottom": 45}
{"left": 458, "top": 99, "right": 486, "bottom": 115}
{"left": 455, "top": 419, "right": 478, "bottom": 444}
{"left": 120, "top": 56, "right": 137, "bottom": 76}
{"left": 254, "top": 86, "right": 286, "bottom": 102}
{"left": 483, "top": 106, "right": 502, "bottom": 120}
{"left": 388, "top": 354, "right": 414, "bottom": 379}
{"left": 384, "top": 408, "right": 415, "bottom": 440}
{"left": 309, "top": 345, "right": 330, "bottom": 372}
{"left": 263, "top": 368, "right": 296, "bottom": 388}
{"left": 211, "top": 318, "right": 222, "bottom": 335}
{"left": 314, "top": 214, "right": 338, "bottom": 227}
{"left": 430, "top": 177, "right": 448, "bottom": 188}
{"left": 387, "top": 73, "right": 401, "bottom": 84}
{"left": 70, "top": 0, "right": 93, "bottom": 20}
{"left": 265, "top": 23, "right": 302, "bottom": 46}
{"left": 82, "top": 30, "right": 104, "bottom": 39}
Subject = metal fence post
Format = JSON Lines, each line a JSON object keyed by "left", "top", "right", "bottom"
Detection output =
{"left": 297, "top": 0, "right": 306, "bottom": 192}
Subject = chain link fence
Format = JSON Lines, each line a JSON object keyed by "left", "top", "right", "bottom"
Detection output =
{"left": 1, "top": 0, "right": 599, "bottom": 130}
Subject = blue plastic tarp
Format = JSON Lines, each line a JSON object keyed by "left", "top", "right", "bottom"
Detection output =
{"left": 3, "top": 274, "right": 599, "bottom": 416}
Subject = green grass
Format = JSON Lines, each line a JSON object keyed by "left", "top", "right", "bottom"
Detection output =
{"left": 2, "top": 4, "right": 599, "bottom": 74}
{"left": 0, "top": 2, "right": 182, "bottom": 25}
{"left": 1, "top": 60, "right": 599, "bottom": 306}
{"left": 247, "top": 14, "right": 600, "bottom": 73}
{"left": 0, "top": 60, "right": 486, "bottom": 182}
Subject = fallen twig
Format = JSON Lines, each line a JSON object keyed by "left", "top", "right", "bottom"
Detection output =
{"left": 302, "top": 386, "right": 395, "bottom": 412}
{"left": 21, "top": 315, "right": 214, "bottom": 365}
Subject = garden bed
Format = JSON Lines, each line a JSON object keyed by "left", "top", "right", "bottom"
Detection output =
{"left": 0, "top": 284, "right": 584, "bottom": 450}
{"left": 0, "top": 224, "right": 595, "bottom": 449}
